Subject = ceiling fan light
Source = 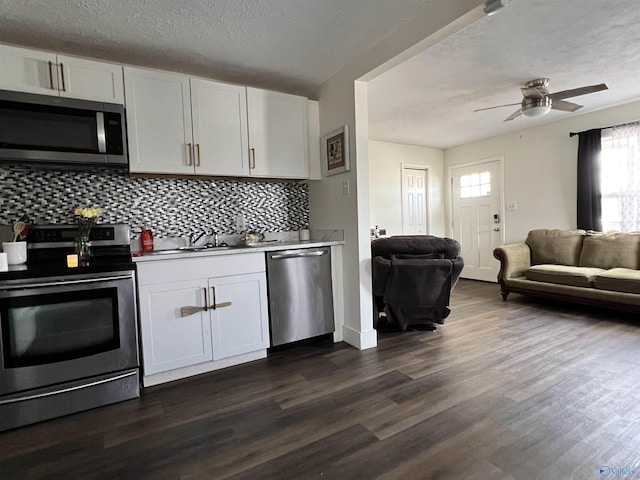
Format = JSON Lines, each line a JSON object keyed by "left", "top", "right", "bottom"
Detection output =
{"left": 521, "top": 105, "right": 551, "bottom": 118}
{"left": 521, "top": 98, "right": 552, "bottom": 118}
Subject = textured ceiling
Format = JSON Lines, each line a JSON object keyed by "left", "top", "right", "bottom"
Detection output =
{"left": 3, "top": 0, "right": 636, "bottom": 150}
{"left": 368, "top": 0, "right": 640, "bottom": 148}
{"left": 0, "top": 0, "right": 439, "bottom": 97}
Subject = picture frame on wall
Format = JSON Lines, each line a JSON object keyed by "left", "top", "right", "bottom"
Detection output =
{"left": 321, "top": 125, "right": 350, "bottom": 176}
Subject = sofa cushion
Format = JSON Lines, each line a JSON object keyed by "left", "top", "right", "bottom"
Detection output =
{"left": 595, "top": 268, "right": 640, "bottom": 294}
{"left": 525, "top": 229, "right": 586, "bottom": 266}
{"left": 578, "top": 232, "right": 640, "bottom": 270}
{"left": 525, "top": 264, "right": 605, "bottom": 287}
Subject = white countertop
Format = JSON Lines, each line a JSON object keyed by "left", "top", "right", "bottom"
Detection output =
{"left": 132, "top": 239, "right": 344, "bottom": 263}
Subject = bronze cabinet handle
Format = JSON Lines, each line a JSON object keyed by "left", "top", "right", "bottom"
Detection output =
{"left": 47, "top": 61, "right": 55, "bottom": 89}
{"left": 196, "top": 144, "right": 201, "bottom": 167}
{"left": 59, "top": 63, "right": 66, "bottom": 91}
{"left": 187, "top": 143, "right": 193, "bottom": 166}
{"left": 250, "top": 148, "right": 256, "bottom": 169}
{"left": 213, "top": 301, "right": 232, "bottom": 309}
{"left": 180, "top": 302, "right": 232, "bottom": 317}
{"left": 180, "top": 287, "right": 231, "bottom": 317}
{"left": 181, "top": 306, "right": 202, "bottom": 317}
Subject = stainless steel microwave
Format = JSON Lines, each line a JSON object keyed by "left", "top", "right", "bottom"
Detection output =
{"left": 0, "top": 89, "right": 128, "bottom": 168}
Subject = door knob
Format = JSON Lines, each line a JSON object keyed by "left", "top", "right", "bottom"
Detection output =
{"left": 493, "top": 227, "right": 500, "bottom": 232}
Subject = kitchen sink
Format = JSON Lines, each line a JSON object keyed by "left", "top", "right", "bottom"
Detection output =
{"left": 140, "top": 245, "right": 234, "bottom": 256}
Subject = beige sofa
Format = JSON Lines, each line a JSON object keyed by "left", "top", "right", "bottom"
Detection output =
{"left": 493, "top": 229, "right": 640, "bottom": 313}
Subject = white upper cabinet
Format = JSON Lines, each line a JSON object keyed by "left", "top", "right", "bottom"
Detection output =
{"left": 247, "top": 87, "right": 309, "bottom": 179}
{"left": 124, "top": 67, "right": 194, "bottom": 175}
{"left": 191, "top": 79, "right": 250, "bottom": 176}
{"left": 0, "top": 45, "right": 124, "bottom": 103}
{"left": 56, "top": 55, "right": 124, "bottom": 103}
{"left": 125, "top": 66, "right": 249, "bottom": 176}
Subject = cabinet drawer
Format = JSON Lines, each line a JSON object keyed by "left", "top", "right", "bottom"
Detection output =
{"left": 137, "top": 252, "right": 265, "bottom": 286}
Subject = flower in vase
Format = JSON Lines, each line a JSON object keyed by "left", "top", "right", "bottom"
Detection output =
{"left": 73, "top": 207, "right": 103, "bottom": 240}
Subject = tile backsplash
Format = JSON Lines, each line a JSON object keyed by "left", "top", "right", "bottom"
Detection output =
{"left": 0, "top": 167, "right": 309, "bottom": 238}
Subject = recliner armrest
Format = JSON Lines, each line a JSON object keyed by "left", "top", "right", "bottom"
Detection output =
{"left": 493, "top": 243, "right": 531, "bottom": 281}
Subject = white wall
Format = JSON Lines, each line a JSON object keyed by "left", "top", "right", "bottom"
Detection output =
{"left": 444, "top": 99, "right": 640, "bottom": 244}
{"left": 309, "top": 1, "right": 483, "bottom": 349}
{"left": 369, "top": 140, "right": 445, "bottom": 236}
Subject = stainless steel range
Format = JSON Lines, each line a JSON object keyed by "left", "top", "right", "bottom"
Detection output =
{"left": 0, "top": 224, "right": 139, "bottom": 431}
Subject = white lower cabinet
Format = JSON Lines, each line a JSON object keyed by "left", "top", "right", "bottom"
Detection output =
{"left": 210, "top": 273, "right": 268, "bottom": 360}
{"left": 138, "top": 279, "right": 213, "bottom": 375}
{"left": 136, "top": 253, "right": 269, "bottom": 386}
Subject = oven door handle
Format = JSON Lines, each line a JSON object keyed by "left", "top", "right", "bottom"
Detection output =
{"left": 1, "top": 273, "right": 133, "bottom": 291}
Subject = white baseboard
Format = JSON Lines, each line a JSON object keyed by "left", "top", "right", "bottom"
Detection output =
{"left": 342, "top": 324, "right": 377, "bottom": 350}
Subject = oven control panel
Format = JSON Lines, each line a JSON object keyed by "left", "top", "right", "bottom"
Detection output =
{"left": 28, "top": 226, "right": 115, "bottom": 243}
{"left": 25, "top": 224, "right": 130, "bottom": 248}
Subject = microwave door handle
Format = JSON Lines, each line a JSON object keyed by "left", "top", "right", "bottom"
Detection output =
{"left": 96, "top": 111, "right": 107, "bottom": 153}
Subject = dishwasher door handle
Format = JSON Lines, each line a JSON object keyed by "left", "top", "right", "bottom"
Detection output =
{"left": 270, "top": 251, "right": 327, "bottom": 260}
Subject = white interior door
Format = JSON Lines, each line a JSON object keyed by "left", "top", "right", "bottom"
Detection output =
{"left": 451, "top": 159, "right": 503, "bottom": 282}
{"left": 402, "top": 166, "right": 428, "bottom": 235}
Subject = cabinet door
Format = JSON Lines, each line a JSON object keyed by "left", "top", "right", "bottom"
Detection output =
{"left": 124, "top": 67, "right": 194, "bottom": 174}
{"left": 57, "top": 55, "right": 124, "bottom": 103}
{"left": 209, "top": 272, "right": 269, "bottom": 360}
{"left": 247, "top": 88, "right": 309, "bottom": 179}
{"left": 138, "top": 279, "right": 213, "bottom": 375}
{"left": 0, "top": 45, "right": 58, "bottom": 95}
{"left": 191, "top": 79, "right": 249, "bottom": 176}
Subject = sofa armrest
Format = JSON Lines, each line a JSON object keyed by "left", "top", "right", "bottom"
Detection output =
{"left": 493, "top": 243, "right": 531, "bottom": 281}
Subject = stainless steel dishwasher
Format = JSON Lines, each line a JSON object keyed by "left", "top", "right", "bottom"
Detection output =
{"left": 266, "top": 247, "right": 334, "bottom": 346}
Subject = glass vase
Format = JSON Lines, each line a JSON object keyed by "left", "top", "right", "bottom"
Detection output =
{"left": 75, "top": 232, "right": 91, "bottom": 266}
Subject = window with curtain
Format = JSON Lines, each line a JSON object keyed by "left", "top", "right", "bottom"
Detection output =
{"left": 600, "top": 122, "right": 640, "bottom": 232}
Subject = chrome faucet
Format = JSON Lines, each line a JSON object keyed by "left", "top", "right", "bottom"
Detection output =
{"left": 189, "top": 230, "right": 207, "bottom": 246}
{"left": 211, "top": 230, "right": 219, "bottom": 247}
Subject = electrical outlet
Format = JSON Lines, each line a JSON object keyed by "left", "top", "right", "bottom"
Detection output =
{"left": 343, "top": 180, "right": 350, "bottom": 195}
{"left": 507, "top": 202, "right": 518, "bottom": 211}
{"left": 235, "top": 215, "right": 246, "bottom": 232}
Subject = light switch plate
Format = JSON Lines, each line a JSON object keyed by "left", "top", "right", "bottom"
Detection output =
{"left": 235, "top": 215, "right": 246, "bottom": 232}
{"left": 507, "top": 201, "right": 518, "bottom": 211}
{"left": 343, "top": 180, "right": 350, "bottom": 195}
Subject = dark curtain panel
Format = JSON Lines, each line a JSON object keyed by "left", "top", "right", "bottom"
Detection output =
{"left": 576, "top": 129, "right": 602, "bottom": 231}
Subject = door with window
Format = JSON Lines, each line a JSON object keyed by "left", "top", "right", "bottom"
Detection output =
{"left": 451, "top": 159, "right": 503, "bottom": 282}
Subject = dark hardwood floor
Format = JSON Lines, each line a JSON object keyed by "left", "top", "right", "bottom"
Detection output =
{"left": 3, "top": 279, "right": 640, "bottom": 479}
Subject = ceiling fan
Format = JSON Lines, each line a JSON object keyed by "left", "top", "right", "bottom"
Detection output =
{"left": 474, "top": 78, "right": 608, "bottom": 122}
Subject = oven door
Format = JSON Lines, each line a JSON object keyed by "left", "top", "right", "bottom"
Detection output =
{"left": 0, "top": 272, "right": 138, "bottom": 395}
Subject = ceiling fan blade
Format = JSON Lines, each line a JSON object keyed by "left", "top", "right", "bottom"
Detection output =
{"left": 548, "top": 83, "right": 608, "bottom": 101}
{"left": 521, "top": 86, "right": 545, "bottom": 99}
{"left": 551, "top": 100, "right": 583, "bottom": 112}
{"left": 474, "top": 102, "right": 520, "bottom": 112}
{"left": 503, "top": 109, "right": 522, "bottom": 122}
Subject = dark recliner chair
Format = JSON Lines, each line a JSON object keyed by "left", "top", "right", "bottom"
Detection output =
{"left": 371, "top": 235, "right": 464, "bottom": 331}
